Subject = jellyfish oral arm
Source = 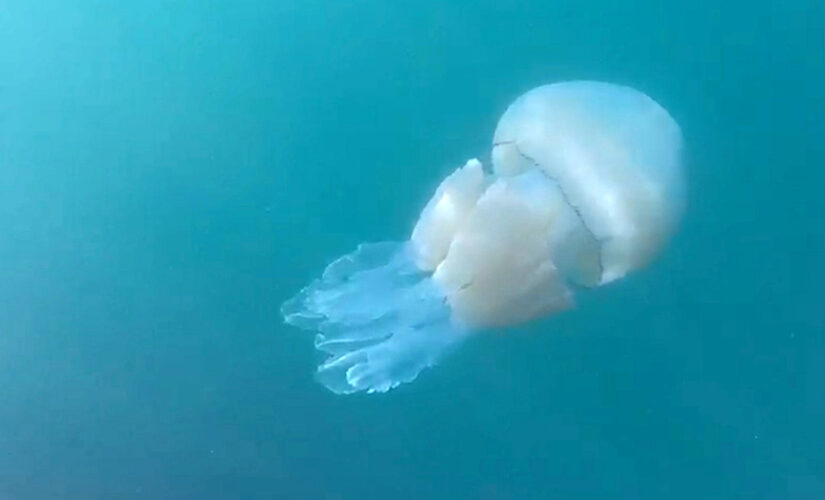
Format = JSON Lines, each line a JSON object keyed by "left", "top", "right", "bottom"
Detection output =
{"left": 281, "top": 240, "right": 465, "bottom": 394}
{"left": 280, "top": 159, "right": 491, "bottom": 394}
{"left": 410, "top": 158, "right": 486, "bottom": 271}
{"left": 427, "top": 168, "right": 576, "bottom": 328}
{"left": 281, "top": 159, "right": 584, "bottom": 394}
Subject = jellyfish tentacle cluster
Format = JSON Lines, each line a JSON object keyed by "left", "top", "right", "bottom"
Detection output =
{"left": 282, "top": 81, "right": 686, "bottom": 394}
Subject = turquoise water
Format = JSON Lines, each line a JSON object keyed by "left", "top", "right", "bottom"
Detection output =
{"left": 1, "top": 1, "right": 823, "bottom": 498}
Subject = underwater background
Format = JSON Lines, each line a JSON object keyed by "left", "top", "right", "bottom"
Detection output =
{"left": 1, "top": 1, "right": 823, "bottom": 498}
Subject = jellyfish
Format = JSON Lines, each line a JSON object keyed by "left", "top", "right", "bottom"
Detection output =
{"left": 282, "top": 81, "right": 685, "bottom": 394}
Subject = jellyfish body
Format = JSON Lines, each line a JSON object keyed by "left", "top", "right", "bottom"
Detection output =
{"left": 282, "top": 81, "right": 685, "bottom": 394}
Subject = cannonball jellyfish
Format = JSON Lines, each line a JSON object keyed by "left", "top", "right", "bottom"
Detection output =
{"left": 282, "top": 81, "right": 686, "bottom": 394}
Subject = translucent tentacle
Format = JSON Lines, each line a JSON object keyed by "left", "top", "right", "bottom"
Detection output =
{"left": 282, "top": 242, "right": 465, "bottom": 394}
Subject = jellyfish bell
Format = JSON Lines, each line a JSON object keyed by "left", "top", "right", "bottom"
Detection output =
{"left": 491, "top": 81, "right": 686, "bottom": 285}
{"left": 282, "top": 80, "right": 685, "bottom": 394}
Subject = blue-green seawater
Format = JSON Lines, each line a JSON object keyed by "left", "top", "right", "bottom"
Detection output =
{"left": 1, "top": 1, "right": 823, "bottom": 498}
